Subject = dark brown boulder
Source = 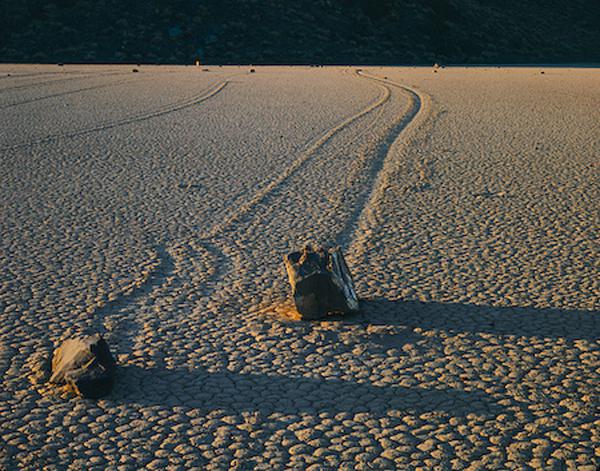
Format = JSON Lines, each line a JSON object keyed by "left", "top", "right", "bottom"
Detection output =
{"left": 284, "top": 246, "right": 359, "bottom": 320}
{"left": 50, "top": 334, "right": 116, "bottom": 399}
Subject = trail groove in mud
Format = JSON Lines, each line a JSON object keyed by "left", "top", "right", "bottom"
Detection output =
{"left": 343, "top": 71, "right": 431, "bottom": 258}
{"left": 2, "top": 79, "right": 230, "bottom": 151}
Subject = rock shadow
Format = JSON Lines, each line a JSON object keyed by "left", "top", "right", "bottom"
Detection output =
{"left": 107, "top": 300, "right": 596, "bottom": 415}
{"left": 341, "top": 298, "right": 598, "bottom": 341}
{"left": 113, "top": 364, "right": 504, "bottom": 417}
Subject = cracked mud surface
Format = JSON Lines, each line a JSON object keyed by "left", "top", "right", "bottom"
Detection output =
{"left": 1, "top": 65, "right": 598, "bottom": 469}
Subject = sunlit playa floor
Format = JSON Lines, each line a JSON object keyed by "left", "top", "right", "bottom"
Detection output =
{"left": 0, "top": 64, "right": 598, "bottom": 469}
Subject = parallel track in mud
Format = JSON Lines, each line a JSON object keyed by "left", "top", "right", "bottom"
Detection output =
{"left": 195, "top": 69, "right": 431, "bottom": 313}
{"left": 343, "top": 71, "right": 431, "bottom": 256}
{"left": 12, "top": 69, "right": 430, "bottom": 364}
{"left": 56, "top": 69, "right": 397, "bottom": 347}
{"left": 203, "top": 71, "right": 392, "bottom": 240}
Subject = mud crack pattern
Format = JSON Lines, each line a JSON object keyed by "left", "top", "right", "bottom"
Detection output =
{"left": 0, "top": 65, "right": 598, "bottom": 470}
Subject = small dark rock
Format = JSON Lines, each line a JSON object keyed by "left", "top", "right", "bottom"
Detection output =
{"left": 284, "top": 246, "right": 359, "bottom": 320}
{"left": 132, "top": 68, "right": 139, "bottom": 73}
{"left": 50, "top": 334, "right": 116, "bottom": 399}
{"left": 250, "top": 69, "right": 256, "bottom": 73}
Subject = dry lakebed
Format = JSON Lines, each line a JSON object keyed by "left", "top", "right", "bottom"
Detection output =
{"left": 0, "top": 64, "right": 598, "bottom": 469}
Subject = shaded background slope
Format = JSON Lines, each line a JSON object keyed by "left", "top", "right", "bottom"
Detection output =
{"left": 1, "top": 0, "right": 599, "bottom": 64}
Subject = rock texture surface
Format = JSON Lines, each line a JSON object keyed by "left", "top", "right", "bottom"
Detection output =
{"left": 285, "top": 246, "right": 359, "bottom": 319}
{"left": 50, "top": 334, "right": 116, "bottom": 399}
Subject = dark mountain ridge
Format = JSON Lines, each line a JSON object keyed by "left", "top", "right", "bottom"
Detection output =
{"left": 1, "top": 0, "right": 599, "bottom": 64}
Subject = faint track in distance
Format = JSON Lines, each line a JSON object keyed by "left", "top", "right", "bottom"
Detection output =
{"left": 1, "top": 79, "right": 231, "bottom": 152}
{"left": 0, "top": 70, "right": 131, "bottom": 94}
{"left": 0, "top": 75, "right": 150, "bottom": 110}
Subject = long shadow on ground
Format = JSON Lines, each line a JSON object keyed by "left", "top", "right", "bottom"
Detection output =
{"left": 114, "top": 364, "right": 503, "bottom": 416}
{"left": 110, "top": 299, "right": 597, "bottom": 415}
{"left": 342, "top": 298, "right": 599, "bottom": 341}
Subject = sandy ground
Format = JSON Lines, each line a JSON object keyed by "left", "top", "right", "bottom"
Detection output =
{"left": 0, "top": 64, "right": 598, "bottom": 469}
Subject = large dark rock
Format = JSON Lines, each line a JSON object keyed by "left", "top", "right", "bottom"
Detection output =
{"left": 284, "top": 246, "right": 359, "bottom": 320}
{"left": 50, "top": 334, "right": 116, "bottom": 399}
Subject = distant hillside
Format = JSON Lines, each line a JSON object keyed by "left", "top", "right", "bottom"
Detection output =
{"left": 1, "top": 0, "right": 599, "bottom": 64}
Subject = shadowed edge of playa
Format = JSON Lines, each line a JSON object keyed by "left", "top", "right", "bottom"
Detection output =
{"left": 113, "top": 364, "right": 504, "bottom": 417}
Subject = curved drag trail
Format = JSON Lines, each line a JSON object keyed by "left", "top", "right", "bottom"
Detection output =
{"left": 0, "top": 75, "right": 150, "bottom": 110}
{"left": 1, "top": 67, "right": 393, "bottom": 392}
{"left": 5, "top": 66, "right": 410, "bottom": 366}
{"left": 343, "top": 71, "right": 432, "bottom": 256}
{"left": 71, "top": 66, "right": 426, "bottom": 346}
{"left": 204, "top": 72, "right": 392, "bottom": 239}
{"left": 0, "top": 70, "right": 130, "bottom": 93}
{"left": 1, "top": 79, "right": 231, "bottom": 151}
{"left": 46, "top": 69, "right": 397, "bottom": 357}
{"left": 28, "top": 69, "right": 392, "bottom": 351}
{"left": 193, "top": 68, "right": 428, "bottom": 315}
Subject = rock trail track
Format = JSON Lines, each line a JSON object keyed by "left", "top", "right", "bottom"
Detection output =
{"left": 33, "top": 67, "right": 417, "bottom": 360}
{"left": 0, "top": 65, "right": 598, "bottom": 470}
{"left": 0, "top": 76, "right": 233, "bottom": 151}
{"left": 0, "top": 69, "right": 133, "bottom": 93}
{"left": 0, "top": 74, "right": 155, "bottom": 110}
